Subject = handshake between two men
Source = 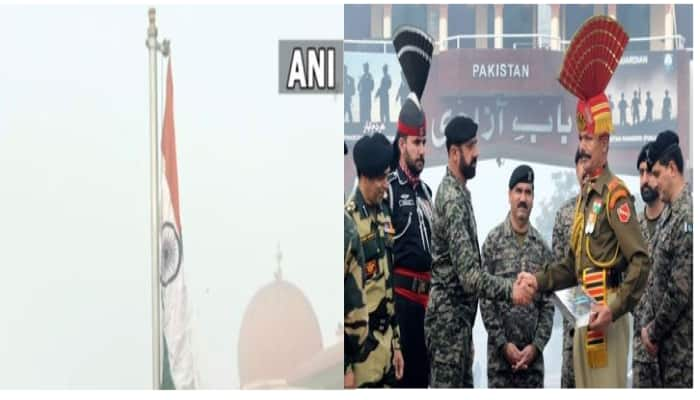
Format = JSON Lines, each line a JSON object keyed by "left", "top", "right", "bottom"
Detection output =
{"left": 511, "top": 271, "right": 614, "bottom": 334}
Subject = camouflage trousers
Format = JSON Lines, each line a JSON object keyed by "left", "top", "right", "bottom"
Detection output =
{"left": 355, "top": 327, "right": 398, "bottom": 388}
{"left": 426, "top": 322, "right": 473, "bottom": 388}
{"left": 657, "top": 346, "right": 693, "bottom": 388}
{"left": 632, "top": 360, "right": 662, "bottom": 388}
{"left": 488, "top": 368, "right": 543, "bottom": 388}
{"left": 632, "top": 333, "right": 662, "bottom": 388}
{"left": 561, "top": 318, "right": 575, "bottom": 388}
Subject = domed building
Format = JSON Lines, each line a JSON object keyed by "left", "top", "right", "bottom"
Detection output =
{"left": 237, "top": 245, "right": 342, "bottom": 389}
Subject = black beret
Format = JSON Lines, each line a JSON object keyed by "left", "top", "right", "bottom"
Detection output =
{"left": 353, "top": 133, "right": 393, "bottom": 178}
{"left": 445, "top": 116, "right": 478, "bottom": 148}
{"left": 636, "top": 142, "right": 653, "bottom": 170}
{"left": 509, "top": 164, "right": 534, "bottom": 190}
{"left": 649, "top": 130, "right": 680, "bottom": 167}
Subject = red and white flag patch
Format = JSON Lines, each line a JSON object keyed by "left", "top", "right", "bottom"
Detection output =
{"left": 616, "top": 202, "right": 631, "bottom": 223}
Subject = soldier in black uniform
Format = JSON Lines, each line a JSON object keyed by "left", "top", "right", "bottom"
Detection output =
{"left": 386, "top": 26, "right": 434, "bottom": 388}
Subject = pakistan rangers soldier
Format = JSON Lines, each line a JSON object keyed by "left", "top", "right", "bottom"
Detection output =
{"left": 346, "top": 134, "right": 404, "bottom": 387}
{"left": 551, "top": 150, "right": 586, "bottom": 388}
{"left": 386, "top": 26, "right": 435, "bottom": 388}
{"left": 519, "top": 16, "right": 650, "bottom": 388}
{"left": 641, "top": 130, "right": 693, "bottom": 388}
{"left": 632, "top": 142, "right": 664, "bottom": 388}
{"left": 344, "top": 142, "right": 369, "bottom": 389}
{"left": 481, "top": 165, "right": 554, "bottom": 388}
{"left": 425, "top": 116, "right": 535, "bottom": 388}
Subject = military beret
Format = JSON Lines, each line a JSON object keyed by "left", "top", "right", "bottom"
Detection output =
{"left": 353, "top": 133, "right": 393, "bottom": 178}
{"left": 445, "top": 116, "right": 478, "bottom": 148}
{"left": 636, "top": 142, "right": 653, "bottom": 170}
{"left": 648, "top": 130, "right": 680, "bottom": 167}
{"left": 509, "top": 164, "right": 534, "bottom": 190}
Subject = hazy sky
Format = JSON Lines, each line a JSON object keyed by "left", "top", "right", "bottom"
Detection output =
{"left": 0, "top": 5, "right": 342, "bottom": 389}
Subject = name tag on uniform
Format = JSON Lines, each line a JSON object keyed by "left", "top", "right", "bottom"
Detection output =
{"left": 399, "top": 193, "right": 415, "bottom": 208}
{"left": 398, "top": 198, "right": 415, "bottom": 207}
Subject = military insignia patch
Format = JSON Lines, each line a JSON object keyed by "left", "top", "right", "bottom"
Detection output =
{"left": 616, "top": 202, "right": 631, "bottom": 223}
{"left": 576, "top": 111, "right": 587, "bottom": 132}
{"left": 365, "top": 259, "right": 378, "bottom": 278}
{"left": 592, "top": 199, "right": 603, "bottom": 214}
{"left": 585, "top": 211, "right": 597, "bottom": 234}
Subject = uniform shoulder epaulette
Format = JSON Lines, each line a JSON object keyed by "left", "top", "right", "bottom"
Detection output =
{"left": 607, "top": 177, "right": 630, "bottom": 210}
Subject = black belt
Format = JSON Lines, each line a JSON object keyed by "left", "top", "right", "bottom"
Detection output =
{"left": 394, "top": 274, "right": 430, "bottom": 295}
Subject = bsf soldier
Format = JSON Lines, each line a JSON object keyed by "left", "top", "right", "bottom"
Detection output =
{"left": 386, "top": 26, "right": 434, "bottom": 388}
{"left": 425, "top": 116, "right": 535, "bottom": 388}
{"left": 632, "top": 142, "right": 664, "bottom": 388}
{"left": 641, "top": 131, "right": 692, "bottom": 388}
{"left": 344, "top": 143, "right": 369, "bottom": 389}
{"left": 520, "top": 16, "right": 650, "bottom": 388}
{"left": 552, "top": 150, "right": 586, "bottom": 388}
{"left": 346, "top": 134, "right": 404, "bottom": 387}
{"left": 481, "top": 165, "right": 554, "bottom": 388}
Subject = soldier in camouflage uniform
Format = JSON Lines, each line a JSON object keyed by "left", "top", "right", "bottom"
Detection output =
{"left": 632, "top": 142, "right": 664, "bottom": 388}
{"left": 346, "top": 134, "right": 404, "bottom": 387}
{"left": 551, "top": 150, "right": 585, "bottom": 388}
{"left": 425, "top": 116, "right": 535, "bottom": 388}
{"left": 344, "top": 143, "right": 369, "bottom": 389}
{"left": 641, "top": 131, "right": 693, "bottom": 388}
{"left": 481, "top": 165, "right": 554, "bottom": 388}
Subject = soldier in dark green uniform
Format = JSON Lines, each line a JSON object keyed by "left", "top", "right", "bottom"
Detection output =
{"left": 481, "top": 165, "right": 554, "bottom": 388}
{"left": 425, "top": 116, "right": 535, "bottom": 388}
{"left": 551, "top": 150, "right": 585, "bottom": 388}
{"left": 632, "top": 142, "right": 664, "bottom": 388}
{"left": 344, "top": 143, "right": 368, "bottom": 389}
{"left": 641, "top": 131, "right": 692, "bottom": 388}
{"left": 346, "top": 134, "right": 404, "bottom": 387}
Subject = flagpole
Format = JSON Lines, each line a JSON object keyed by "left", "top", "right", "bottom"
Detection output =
{"left": 146, "top": 7, "right": 161, "bottom": 390}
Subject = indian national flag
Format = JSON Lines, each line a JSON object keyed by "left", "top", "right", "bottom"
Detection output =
{"left": 160, "top": 59, "right": 197, "bottom": 389}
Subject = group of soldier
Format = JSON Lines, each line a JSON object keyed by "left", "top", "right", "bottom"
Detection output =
{"left": 344, "top": 19, "right": 692, "bottom": 389}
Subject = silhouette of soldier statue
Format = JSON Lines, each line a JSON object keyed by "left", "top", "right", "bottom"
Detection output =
{"left": 358, "top": 62, "right": 374, "bottom": 127}
{"left": 644, "top": 90, "right": 654, "bottom": 123}
{"left": 344, "top": 65, "right": 356, "bottom": 123}
{"left": 631, "top": 89, "right": 641, "bottom": 125}
{"left": 662, "top": 89, "right": 672, "bottom": 121}
{"left": 375, "top": 64, "right": 392, "bottom": 123}
{"left": 396, "top": 72, "right": 409, "bottom": 108}
{"left": 618, "top": 92, "right": 628, "bottom": 127}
